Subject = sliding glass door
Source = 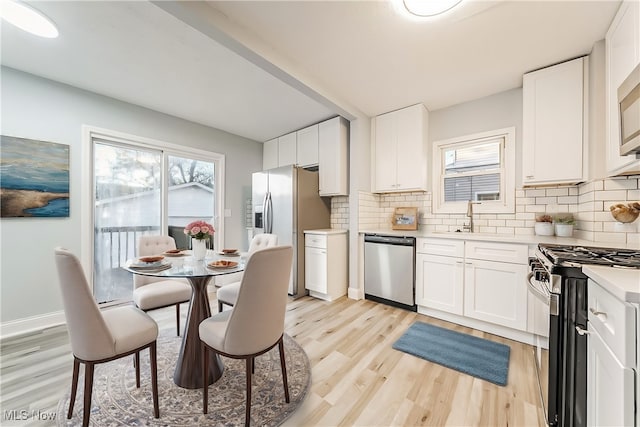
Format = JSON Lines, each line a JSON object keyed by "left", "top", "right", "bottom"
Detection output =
{"left": 89, "top": 131, "right": 223, "bottom": 305}
{"left": 93, "top": 142, "right": 162, "bottom": 303}
{"left": 167, "top": 155, "right": 217, "bottom": 250}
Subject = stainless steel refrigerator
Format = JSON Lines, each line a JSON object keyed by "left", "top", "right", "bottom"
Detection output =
{"left": 252, "top": 165, "right": 331, "bottom": 297}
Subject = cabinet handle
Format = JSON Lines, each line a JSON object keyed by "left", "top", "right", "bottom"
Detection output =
{"left": 589, "top": 308, "right": 607, "bottom": 319}
{"left": 575, "top": 326, "right": 590, "bottom": 336}
{"left": 526, "top": 175, "right": 534, "bottom": 179}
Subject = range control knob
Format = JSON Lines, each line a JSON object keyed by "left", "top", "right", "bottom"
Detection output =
{"left": 534, "top": 269, "right": 548, "bottom": 282}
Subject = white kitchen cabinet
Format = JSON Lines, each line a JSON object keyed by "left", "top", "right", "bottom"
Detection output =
{"left": 416, "top": 253, "right": 464, "bottom": 315}
{"left": 318, "top": 116, "right": 349, "bottom": 196}
{"left": 606, "top": 0, "right": 640, "bottom": 176}
{"left": 304, "top": 230, "right": 347, "bottom": 301}
{"left": 296, "top": 124, "right": 319, "bottom": 168}
{"left": 522, "top": 57, "right": 586, "bottom": 185}
{"left": 278, "top": 132, "right": 297, "bottom": 167}
{"left": 587, "top": 279, "right": 636, "bottom": 426}
{"left": 464, "top": 259, "right": 528, "bottom": 331}
{"left": 263, "top": 138, "right": 278, "bottom": 170}
{"left": 416, "top": 238, "right": 528, "bottom": 333}
{"left": 416, "top": 238, "right": 464, "bottom": 315}
{"left": 371, "top": 104, "right": 428, "bottom": 193}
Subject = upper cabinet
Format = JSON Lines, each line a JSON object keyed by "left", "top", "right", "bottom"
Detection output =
{"left": 522, "top": 57, "right": 587, "bottom": 186}
{"left": 371, "top": 104, "right": 429, "bottom": 193}
{"left": 319, "top": 117, "right": 349, "bottom": 196}
{"left": 606, "top": 0, "right": 640, "bottom": 176}
{"left": 262, "top": 117, "right": 349, "bottom": 196}
{"left": 277, "top": 132, "right": 297, "bottom": 167}
{"left": 296, "top": 124, "right": 319, "bottom": 168}
{"left": 263, "top": 138, "right": 278, "bottom": 170}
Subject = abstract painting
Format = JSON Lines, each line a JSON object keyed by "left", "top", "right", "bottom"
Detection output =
{"left": 0, "top": 135, "right": 70, "bottom": 217}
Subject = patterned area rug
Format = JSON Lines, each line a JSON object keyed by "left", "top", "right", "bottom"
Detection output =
{"left": 56, "top": 333, "right": 310, "bottom": 426}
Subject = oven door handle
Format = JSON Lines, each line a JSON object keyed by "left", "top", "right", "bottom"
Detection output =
{"left": 526, "top": 272, "right": 550, "bottom": 304}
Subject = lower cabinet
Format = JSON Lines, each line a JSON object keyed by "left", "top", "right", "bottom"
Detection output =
{"left": 304, "top": 230, "right": 347, "bottom": 301}
{"left": 587, "top": 325, "right": 635, "bottom": 427}
{"left": 416, "top": 253, "right": 464, "bottom": 315}
{"left": 587, "top": 277, "right": 637, "bottom": 426}
{"left": 463, "top": 259, "right": 528, "bottom": 331}
{"left": 416, "top": 238, "right": 529, "bottom": 335}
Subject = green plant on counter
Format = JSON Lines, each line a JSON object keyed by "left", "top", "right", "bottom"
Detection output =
{"left": 554, "top": 214, "right": 575, "bottom": 225}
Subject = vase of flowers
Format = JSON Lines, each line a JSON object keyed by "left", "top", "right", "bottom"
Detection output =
{"left": 184, "top": 220, "right": 215, "bottom": 261}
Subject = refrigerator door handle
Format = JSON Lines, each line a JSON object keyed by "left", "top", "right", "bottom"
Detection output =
{"left": 266, "top": 192, "right": 273, "bottom": 233}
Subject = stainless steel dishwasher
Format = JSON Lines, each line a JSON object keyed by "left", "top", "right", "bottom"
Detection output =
{"left": 364, "top": 234, "right": 416, "bottom": 311}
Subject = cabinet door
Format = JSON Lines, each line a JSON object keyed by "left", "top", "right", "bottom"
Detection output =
{"left": 278, "top": 132, "right": 297, "bottom": 167}
{"left": 319, "top": 117, "right": 348, "bottom": 196}
{"left": 606, "top": 0, "right": 640, "bottom": 175}
{"left": 522, "top": 58, "right": 584, "bottom": 185}
{"left": 296, "top": 124, "right": 319, "bottom": 167}
{"left": 464, "top": 259, "right": 528, "bottom": 330}
{"left": 263, "top": 138, "right": 278, "bottom": 170}
{"left": 416, "top": 254, "right": 464, "bottom": 315}
{"left": 587, "top": 326, "right": 635, "bottom": 427}
{"left": 372, "top": 111, "right": 398, "bottom": 192}
{"left": 395, "top": 104, "right": 428, "bottom": 191}
{"left": 305, "top": 246, "right": 327, "bottom": 293}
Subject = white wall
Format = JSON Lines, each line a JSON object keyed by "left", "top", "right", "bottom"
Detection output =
{"left": 0, "top": 67, "right": 262, "bottom": 324}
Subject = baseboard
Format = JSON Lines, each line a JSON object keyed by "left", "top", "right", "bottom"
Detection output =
{"left": 417, "top": 306, "right": 536, "bottom": 346}
{"left": 0, "top": 310, "right": 66, "bottom": 341}
{"left": 348, "top": 286, "right": 364, "bottom": 300}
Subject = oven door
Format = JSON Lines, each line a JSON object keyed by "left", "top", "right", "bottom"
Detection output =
{"left": 527, "top": 272, "right": 560, "bottom": 426}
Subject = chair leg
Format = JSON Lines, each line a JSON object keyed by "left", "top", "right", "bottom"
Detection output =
{"left": 203, "top": 345, "right": 209, "bottom": 414}
{"left": 150, "top": 342, "right": 159, "bottom": 418}
{"left": 218, "top": 301, "right": 223, "bottom": 313}
{"left": 82, "top": 362, "right": 95, "bottom": 427}
{"left": 67, "top": 358, "right": 80, "bottom": 419}
{"left": 278, "top": 337, "right": 290, "bottom": 403}
{"left": 176, "top": 303, "right": 181, "bottom": 336}
{"left": 245, "top": 358, "right": 252, "bottom": 427}
{"left": 135, "top": 351, "right": 141, "bottom": 388}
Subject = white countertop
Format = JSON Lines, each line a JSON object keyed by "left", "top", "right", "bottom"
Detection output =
{"left": 583, "top": 265, "right": 640, "bottom": 304}
{"left": 304, "top": 228, "right": 348, "bottom": 235}
{"left": 359, "top": 229, "right": 592, "bottom": 246}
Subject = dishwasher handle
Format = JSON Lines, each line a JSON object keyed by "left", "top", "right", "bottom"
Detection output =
{"left": 364, "top": 234, "right": 415, "bottom": 246}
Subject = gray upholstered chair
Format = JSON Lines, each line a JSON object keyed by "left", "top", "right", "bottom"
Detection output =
{"left": 134, "top": 235, "right": 192, "bottom": 336}
{"left": 54, "top": 247, "right": 159, "bottom": 427}
{"left": 200, "top": 245, "right": 293, "bottom": 427}
{"left": 216, "top": 233, "right": 278, "bottom": 312}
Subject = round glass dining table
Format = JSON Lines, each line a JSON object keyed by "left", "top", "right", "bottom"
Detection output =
{"left": 124, "top": 252, "right": 244, "bottom": 389}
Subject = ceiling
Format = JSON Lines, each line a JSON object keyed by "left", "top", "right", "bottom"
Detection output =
{"left": 1, "top": 1, "right": 621, "bottom": 143}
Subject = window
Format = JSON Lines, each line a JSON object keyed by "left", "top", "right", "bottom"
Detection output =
{"left": 432, "top": 127, "right": 515, "bottom": 214}
{"left": 82, "top": 126, "right": 224, "bottom": 304}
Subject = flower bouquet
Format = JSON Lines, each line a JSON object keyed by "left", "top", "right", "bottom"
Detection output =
{"left": 184, "top": 220, "right": 215, "bottom": 260}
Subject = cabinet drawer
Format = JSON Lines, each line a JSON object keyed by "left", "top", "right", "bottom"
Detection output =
{"left": 588, "top": 279, "right": 636, "bottom": 367}
{"left": 305, "top": 234, "right": 327, "bottom": 249}
{"left": 465, "top": 241, "right": 528, "bottom": 264}
{"left": 416, "top": 238, "right": 464, "bottom": 257}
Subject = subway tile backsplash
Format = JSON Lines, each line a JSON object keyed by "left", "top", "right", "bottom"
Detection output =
{"left": 347, "top": 175, "right": 640, "bottom": 245}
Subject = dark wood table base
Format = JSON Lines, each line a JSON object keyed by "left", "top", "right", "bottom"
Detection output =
{"left": 173, "top": 276, "right": 223, "bottom": 389}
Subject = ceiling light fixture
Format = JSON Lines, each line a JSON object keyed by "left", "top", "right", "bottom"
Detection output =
{"left": 0, "top": 0, "right": 58, "bottom": 38}
{"left": 397, "top": 0, "right": 464, "bottom": 19}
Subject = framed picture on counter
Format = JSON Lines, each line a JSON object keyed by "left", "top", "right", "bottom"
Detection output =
{"left": 391, "top": 207, "right": 418, "bottom": 230}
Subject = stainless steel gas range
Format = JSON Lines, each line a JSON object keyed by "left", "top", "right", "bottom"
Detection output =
{"left": 528, "top": 244, "right": 640, "bottom": 427}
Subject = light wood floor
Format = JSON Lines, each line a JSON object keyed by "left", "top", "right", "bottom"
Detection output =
{"left": 1, "top": 294, "right": 544, "bottom": 426}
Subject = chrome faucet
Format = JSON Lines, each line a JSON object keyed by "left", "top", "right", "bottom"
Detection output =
{"left": 464, "top": 200, "right": 481, "bottom": 233}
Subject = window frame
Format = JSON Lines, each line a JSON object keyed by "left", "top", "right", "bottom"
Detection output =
{"left": 432, "top": 127, "right": 515, "bottom": 214}
{"left": 81, "top": 125, "right": 225, "bottom": 293}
